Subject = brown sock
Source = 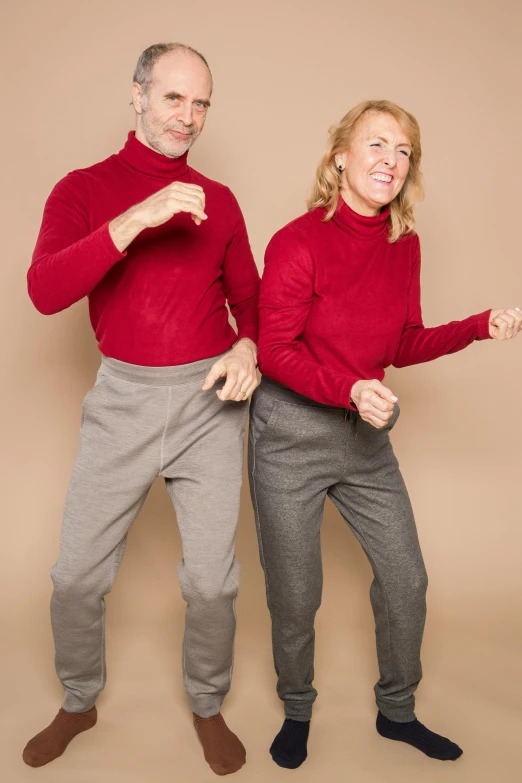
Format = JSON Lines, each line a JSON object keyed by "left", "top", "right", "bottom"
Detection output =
{"left": 193, "top": 712, "right": 246, "bottom": 776}
{"left": 22, "top": 706, "right": 97, "bottom": 767}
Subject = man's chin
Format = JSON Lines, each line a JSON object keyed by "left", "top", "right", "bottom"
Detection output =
{"left": 165, "top": 135, "right": 196, "bottom": 158}
{"left": 150, "top": 137, "right": 193, "bottom": 159}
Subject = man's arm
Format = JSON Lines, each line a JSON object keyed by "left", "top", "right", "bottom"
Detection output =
{"left": 28, "top": 175, "right": 208, "bottom": 314}
{"left": 201, "top": 189, "right": 260, "bottom": 401}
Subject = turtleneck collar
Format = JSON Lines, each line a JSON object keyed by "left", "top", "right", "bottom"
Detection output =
{"left": 332, "top": 196, "right": 390, "bottom": 241}
{"left": 118, "top": 131, "right": 189, "bottom": 179}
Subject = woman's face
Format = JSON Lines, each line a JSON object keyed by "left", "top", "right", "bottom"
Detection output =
{"left": 335, "top": 111, "right": 412, "bottom": 216}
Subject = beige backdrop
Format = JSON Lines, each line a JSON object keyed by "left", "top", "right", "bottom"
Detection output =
{"left": 2, "top": 1, "right": 521, "bottom": 781}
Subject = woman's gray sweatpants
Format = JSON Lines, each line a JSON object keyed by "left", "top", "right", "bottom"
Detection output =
{"left": 51, "top": 353, "right": 248, "bottom": 718}
{"left": 248, "top": 378, "right": 428, "bottom": 723}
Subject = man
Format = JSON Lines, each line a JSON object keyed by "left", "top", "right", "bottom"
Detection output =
{"left": 23, "top": 43, "right": 260, "bottom": 776}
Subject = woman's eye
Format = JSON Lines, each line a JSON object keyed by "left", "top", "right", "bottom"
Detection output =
{"left": 399, "top": 150, "right": 411, "bottom": 157}
{"left": 370, "top": 142, "right": 381, "bottom": 147}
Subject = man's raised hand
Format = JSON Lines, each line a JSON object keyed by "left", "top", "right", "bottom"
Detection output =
{"left": 109, "top": 182, "right": 207, "bottom": 252}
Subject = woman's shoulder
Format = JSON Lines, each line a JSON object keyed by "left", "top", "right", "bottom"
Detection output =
{"left": 395, "top": 229, "right": 421, "bottom": 262}
{"left": 267, "top": 208, "right": 325, "bottom": 248}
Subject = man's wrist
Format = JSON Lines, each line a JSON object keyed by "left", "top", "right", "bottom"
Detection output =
{"left": 232, "top": 337, "right": 258, "bottom": 363}
{"left": 108, "top": 207, "right": 146, "bottom": 252}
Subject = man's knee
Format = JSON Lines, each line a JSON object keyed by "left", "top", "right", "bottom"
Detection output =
{"left": 178, "top": 557, "right": 241, "bottom": 606}
{"left": 50, "top": 562, "right": 104, "bottom": 604}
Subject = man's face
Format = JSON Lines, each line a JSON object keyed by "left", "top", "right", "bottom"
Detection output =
{"left": 133, "top": 50, "right": 212, "bottom": 158}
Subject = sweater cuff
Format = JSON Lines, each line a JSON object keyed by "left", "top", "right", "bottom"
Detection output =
{"left": 473, "top": 309, "right": 493, "bottom": 340}
{"left": 235, "top": 314, "right": 259, "bottom": 346}
{"left": 100, "top": 221, "right": 127, "bottom": 260}
{"left": 345, "top": 380, "right": 359, "bottom": 411}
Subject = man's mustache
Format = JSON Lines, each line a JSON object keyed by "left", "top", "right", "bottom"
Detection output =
{"left": 165, "top": 124, "right": 197, "bottom": 135}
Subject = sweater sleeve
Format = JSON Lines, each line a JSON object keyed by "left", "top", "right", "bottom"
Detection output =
{"left": 27, "top": 172, "right": 126, "bottom": 315}
{"left": 221, "top": 189, "right": 260, "bottom": 344}
{"left": 393, "top": 235, "right": 491, "bottom": 368}
{"left": 258, "top": 226, "right": 357, "bottom": 408}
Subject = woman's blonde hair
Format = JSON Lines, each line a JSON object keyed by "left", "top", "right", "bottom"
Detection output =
{"left": 307, "top": 99, "right": 424, "bottom": 242}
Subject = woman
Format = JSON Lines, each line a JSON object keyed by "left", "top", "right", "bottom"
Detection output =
{"left": 248, "top": 99, "right": 521, "bottom": 769}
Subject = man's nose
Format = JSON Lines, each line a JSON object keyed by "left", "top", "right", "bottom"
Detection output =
{"left": 178, "top": 101, "right": 194, "bottom": 126}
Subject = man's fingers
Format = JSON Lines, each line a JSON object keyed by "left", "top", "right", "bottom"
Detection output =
{"left": 171, "top": 197, "right": 207, "bottom": 222}
{"left": 232, "top": 377, "right": 259, "bottom": 402}
{"left": 202, "top": 363, "right": 225, "bottom": 391}
{"left": 170, "top": 182, "right": 204, "bottom": 196}
{"left": 218, "top": 370, "right": 240, "bottom": 400}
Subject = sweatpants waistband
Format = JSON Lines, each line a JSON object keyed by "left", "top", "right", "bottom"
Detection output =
{"left": 100, "top": 352, "right": 227, "bottom": 387}
{"left": 258, "top": 376, "right": 346, "bottom": 411}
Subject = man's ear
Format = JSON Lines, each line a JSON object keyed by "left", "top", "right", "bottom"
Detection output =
{"left": 132, "top": 82, "right": 145, "bottom": 114}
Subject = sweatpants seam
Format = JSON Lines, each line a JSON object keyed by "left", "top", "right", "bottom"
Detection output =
{"left": 259, "top": 393, "right": 343, "bottom": 414}
{"left": 97, "top": 495, "right": 151, "bottom": 697}
{"left": 249, "top": 432, "right": 272, "bottom": 608}
{"left": 335, "top": 485, "right": 396, "bottom": 695}
{"left": 159, "top": 387, "right": 172, "bottom": 473}
{"left": 99, "top": 374, "right": 210, "bottom": 389}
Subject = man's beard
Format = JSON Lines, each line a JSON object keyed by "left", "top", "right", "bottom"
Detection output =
{"left": 142, "top": 114, "right": 199, "bottom": 159}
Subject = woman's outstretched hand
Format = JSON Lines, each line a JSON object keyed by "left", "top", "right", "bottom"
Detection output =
{"left": 350, "top": 379, "right": 398, "bottom": 429}
{"left": 489, "top": 308, "right": 522, "bottom": 340}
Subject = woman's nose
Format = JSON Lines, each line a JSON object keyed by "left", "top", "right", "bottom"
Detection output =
{"left": 382, "top": 149, "right": 397, "bottom": 168}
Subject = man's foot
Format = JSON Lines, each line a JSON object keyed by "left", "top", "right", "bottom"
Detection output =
{"left": 270, "top": 718, "right": 310, "bottom": 769}
{"left": 376, "top": 711, "right": 463, "bottom": 760}
{"left": 193, "top": 713, "right": 246, "bottom": 775}
{"left": 22, "top": 706, "right": 97, "bottom": 767}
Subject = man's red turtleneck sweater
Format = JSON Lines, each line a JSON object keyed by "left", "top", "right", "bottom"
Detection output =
{"left": 258, "top": 199, "right": 491, "bottom": 409}
{"left": 28, "top": 132, "right": 260, "bottom": 366}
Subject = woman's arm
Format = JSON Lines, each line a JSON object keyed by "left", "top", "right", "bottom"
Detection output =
{"left": 258, "top": 226, "right": 357, "bottom": 408}
{"left": 393, "top": 236, "right": 491, "bottom": 368}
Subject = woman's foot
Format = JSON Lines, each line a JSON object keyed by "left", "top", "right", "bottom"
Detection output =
{"left": 376, "top": 711, "right": 463, "bottom": 760}
{"left": 193, "top": 712, "right": 246, "bottom": 775}
{"left": 270, "top": 718, "right": 310, "bottom": 769}
{"left": 22, "top": 706, "right": 97, "bottom": 767}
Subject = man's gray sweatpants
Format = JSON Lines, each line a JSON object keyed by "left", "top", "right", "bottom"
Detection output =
{"left": 51, "top": 353, "right": 248, "bottom": 718}
{"left": 248, "top": 378, "right": 428, "bottom": 723}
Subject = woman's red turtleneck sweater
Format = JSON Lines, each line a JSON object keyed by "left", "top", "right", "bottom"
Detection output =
{"left": 258, "top": 200, "right": 491, "bottom": 409}
{"left": 28, "top": 132, "right": 260, "bottom": 366}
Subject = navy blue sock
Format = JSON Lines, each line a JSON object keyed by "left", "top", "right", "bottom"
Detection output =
{"left": 376, "top": 711, "right": 463, "bottom": 760}
{"left": 270, "top": 718, "right": 310, "bottom": 769}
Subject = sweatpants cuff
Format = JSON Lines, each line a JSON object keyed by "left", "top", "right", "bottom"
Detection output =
{"left": 376, "top": 701, "right": 416, "bottom": 723}
{"left": 283, "top": 707, "right": 313, "bottom": 722}
{"left": 62, "top": 693, "right": 97, "bottom": 713}
{"left": 189, "top": 696, "right": 225, "bottom": 719}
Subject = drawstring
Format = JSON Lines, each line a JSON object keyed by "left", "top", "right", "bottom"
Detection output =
{"left": 344, "top": 409, "right": 359, "bottom": 439}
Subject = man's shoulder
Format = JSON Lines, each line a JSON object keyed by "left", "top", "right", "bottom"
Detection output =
{"left": 51, "top": 152, "right": 120, "bottom": 196}
{"left": 188, "top": 167, "right": 237, "bottom": 201}
{"left": 70, "top": 151, "right": 121, "bottom": 182}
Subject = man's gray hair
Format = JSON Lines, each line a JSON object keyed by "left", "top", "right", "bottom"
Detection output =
{"left": 133, "top": 43, "right": 212, "bottom": 93}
